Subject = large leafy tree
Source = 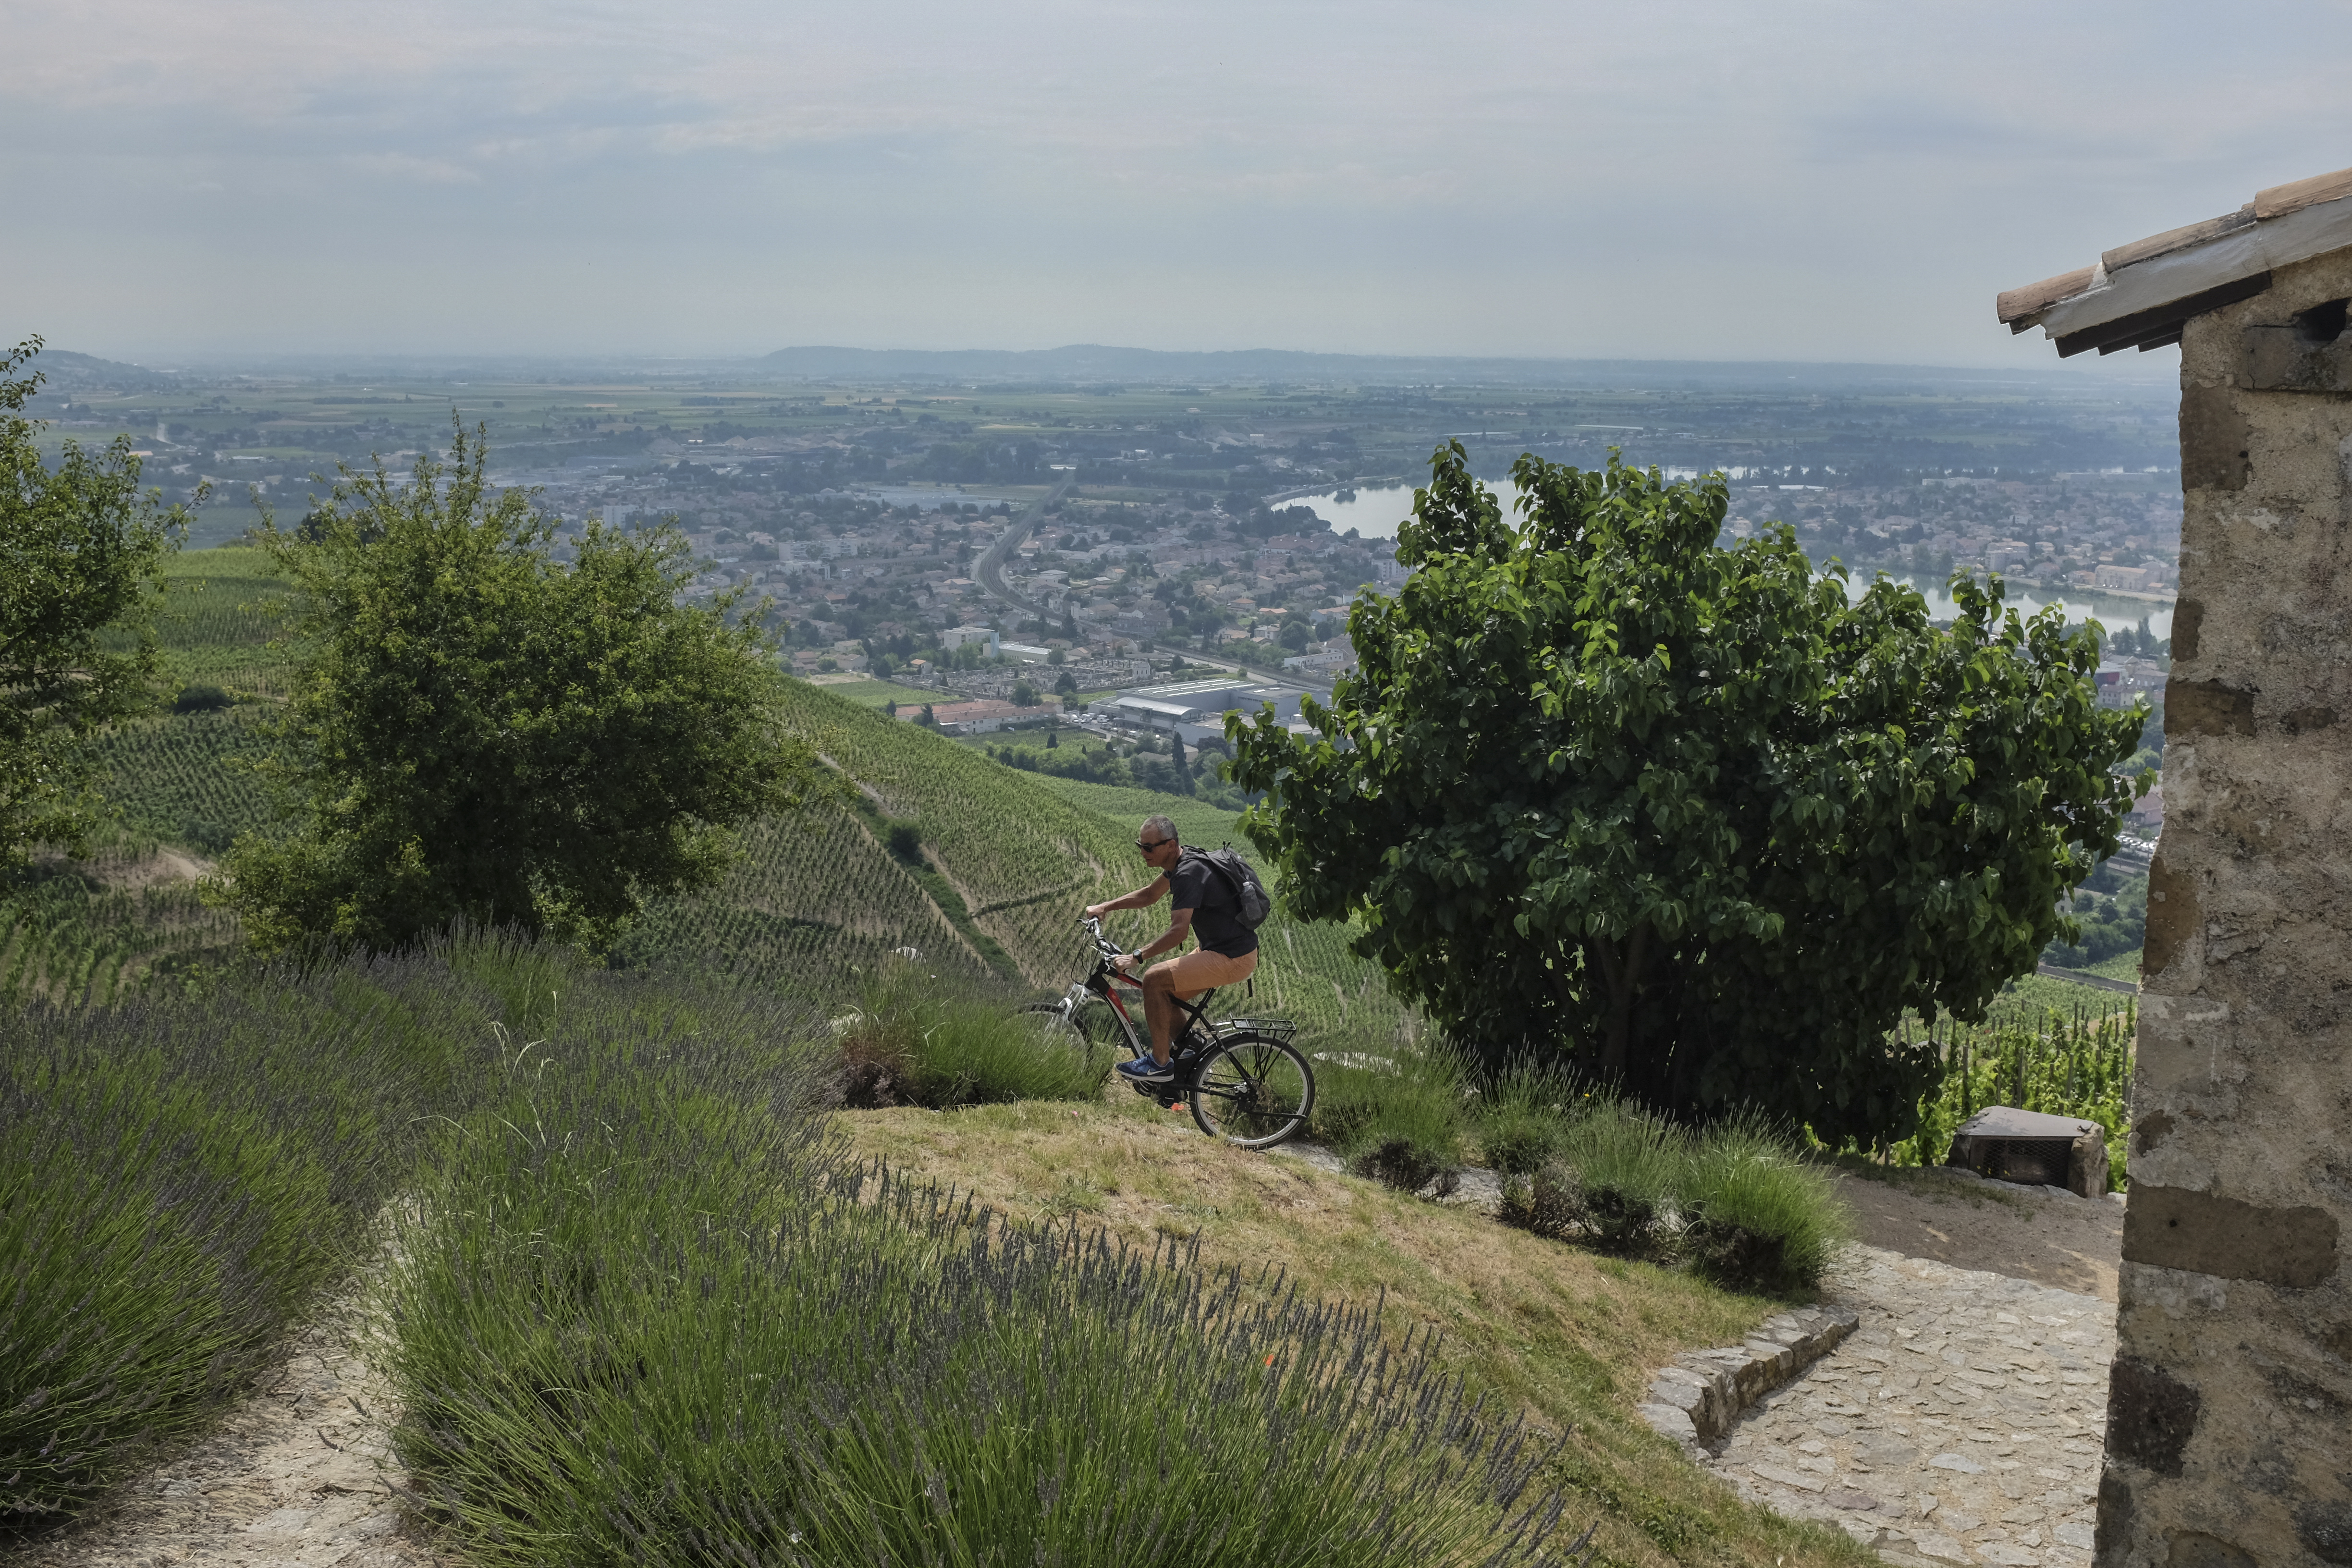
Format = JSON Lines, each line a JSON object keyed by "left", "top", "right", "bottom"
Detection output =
{"left": 1, "top": 337, "right": 194, "bottom": 867}
{"left": 218, "top": 424, "right": 819, "bottom": 953}
{"left": 1230, "top": 444, "right": 2143, "bottom": 1142}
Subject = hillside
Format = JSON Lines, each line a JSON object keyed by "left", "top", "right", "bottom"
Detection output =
{"left": 10, "top": 565, "right": 1409, "bottom": 1051}
{"left": 619, "top": 682, "right": 1411, "bottom": 1044}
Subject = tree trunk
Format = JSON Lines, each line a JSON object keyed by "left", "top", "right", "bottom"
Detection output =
{"left": 1586, "top": 922, "right": 1651, "bottom": 1079}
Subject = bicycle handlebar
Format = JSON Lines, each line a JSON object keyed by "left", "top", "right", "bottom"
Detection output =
{"left": 1079, "top": 914, "right": 1136, "bottom": 963}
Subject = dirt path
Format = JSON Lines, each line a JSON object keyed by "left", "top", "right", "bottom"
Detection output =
{"left": 4, "top": 1256, "right": 449, "bottom": 1568}
{"left": 1832, "top": 1164, "right": 2126, "bottom": 1302}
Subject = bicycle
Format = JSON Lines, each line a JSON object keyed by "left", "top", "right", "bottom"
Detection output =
{"left": 1019, "top": 916, "right": 1315, "bottom": 1150}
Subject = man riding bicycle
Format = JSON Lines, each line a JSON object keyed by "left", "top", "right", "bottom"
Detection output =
{"left": 1083, "top": 814, "right": 1260, "bottom": 1085}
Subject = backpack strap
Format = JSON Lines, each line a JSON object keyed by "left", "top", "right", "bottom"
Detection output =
{"left": 1185, "top": 845, "right": 1247, "bottom": 904}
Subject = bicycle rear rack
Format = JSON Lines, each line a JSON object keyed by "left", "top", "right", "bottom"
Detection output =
{"left": 1213, "top": 1016, "right": 1298, "bottom": 1042}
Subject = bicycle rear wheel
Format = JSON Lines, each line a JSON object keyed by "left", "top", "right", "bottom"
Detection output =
{"left": 1017, "top": 995, "right": 1140, "bottom": 1060}
{"left": 1188, "top": 1033, "right": 1315, "bottom": 1148}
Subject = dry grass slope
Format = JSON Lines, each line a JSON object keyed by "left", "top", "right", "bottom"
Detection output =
{"left": 838, "top": 1096, "right": 1883, "bottom": 1568}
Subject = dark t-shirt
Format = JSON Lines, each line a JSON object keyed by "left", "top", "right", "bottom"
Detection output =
{"left": 1169, "top": 850, "right": 1259, "bottom": 958}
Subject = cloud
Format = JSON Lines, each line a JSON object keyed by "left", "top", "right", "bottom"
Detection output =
{"left": 7, "top": 0, "right": 2352, "bottom": 361}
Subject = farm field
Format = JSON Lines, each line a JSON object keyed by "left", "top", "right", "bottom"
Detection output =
{"left": 800, "top": 674, "right": 943, "bottom": 709}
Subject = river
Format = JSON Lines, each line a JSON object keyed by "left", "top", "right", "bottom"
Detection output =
{"left": 1282, "top": 482, "right": 2172, "bottom": 637}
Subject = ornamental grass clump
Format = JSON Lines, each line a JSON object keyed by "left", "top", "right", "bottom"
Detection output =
{"left": 0, "top": 946, "right": 499, "bottom": 1527}
{"left": 1472, "top": 1055, "right": 1574, "bottom": 1176}
{"left": 1307, "top": 1038, "right": 1468, "bottom": 1191}
{"left": 836, "top": 965, "right": 1109, "bottom": 1108}
{"left": 1495, "top": 1091, "right": 1851, "bottom": 1293}
{"left": 385, "top": 987, "right": 1585, "bottom": 1567}
{"left": 1681, "top": 1111, "right": 1850, "bottom": 1293}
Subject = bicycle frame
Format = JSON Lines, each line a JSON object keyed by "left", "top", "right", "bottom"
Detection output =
{"left": 1071, "top": 917, "right": 1218, "bottom": 1054}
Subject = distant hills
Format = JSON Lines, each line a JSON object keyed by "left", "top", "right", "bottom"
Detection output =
{"left": 758, "top": 343, "right": 2112, "bottom": 392}
{"left": 16, "top": 349, "right": 183, "bottom": 393}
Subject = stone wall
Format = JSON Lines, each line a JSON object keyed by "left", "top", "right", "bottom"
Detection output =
{"left": 2103, "top": 246, "right": 2352, "bottom": 1566}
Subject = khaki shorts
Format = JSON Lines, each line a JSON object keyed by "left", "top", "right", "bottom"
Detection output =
{"left": 1154, "top": 945, "right": 1258, "bottom": 998}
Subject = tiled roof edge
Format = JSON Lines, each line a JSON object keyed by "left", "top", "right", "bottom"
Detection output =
{"left": 1997, "top": 164, "right": 2352, "bottom": 341}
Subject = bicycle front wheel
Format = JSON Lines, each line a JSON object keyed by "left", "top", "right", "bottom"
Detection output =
{"left": 1188, "top": 1033, "right": 1315, "bottom": 1148}
{"left": 1017, "top": 995, "right": 1140, "bottom": 1060}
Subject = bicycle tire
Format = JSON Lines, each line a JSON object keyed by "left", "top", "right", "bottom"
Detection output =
{"left": 1188, "top": 1032, "right": 1315, "bottom": 1149}
{"left": 1017, "top": 995, "right": 1141, "bottom": 1060}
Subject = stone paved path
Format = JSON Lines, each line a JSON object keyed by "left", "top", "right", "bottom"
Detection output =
{"left": 1707, "top": 1243, "right": 2113, "bottom": 1568}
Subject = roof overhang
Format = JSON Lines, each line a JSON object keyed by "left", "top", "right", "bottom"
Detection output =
{"left": 1999, "top": 166, "right": 2352, "bottom": 357}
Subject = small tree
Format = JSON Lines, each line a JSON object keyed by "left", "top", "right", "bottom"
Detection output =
{"left": 216, "top": 423, "right": 819, "bottom": 952}
{"left": 1230, "top": 444, "right": 2144, "bottom": 1142}
{"left": 1, "top": 338, "right": 196, "bottom": 867}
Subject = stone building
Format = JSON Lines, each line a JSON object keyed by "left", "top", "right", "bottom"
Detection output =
{"left": 2001, "top": 167, "right": 2352, "bottom": 1566}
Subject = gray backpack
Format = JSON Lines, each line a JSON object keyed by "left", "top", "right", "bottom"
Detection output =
{"left": 1185, "top": 845, "right": 1272, "bottom": 930}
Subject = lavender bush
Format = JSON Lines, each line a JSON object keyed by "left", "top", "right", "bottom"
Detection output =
{"left": 0, "top": 945, "right": 501, "bottom": 1526}
{"left": 384, "top": 973, "right": 1582, "bottom": 1567}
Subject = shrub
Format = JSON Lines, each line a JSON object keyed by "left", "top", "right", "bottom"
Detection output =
{"left": 0, "top": 946, "right": 498, "bottom": 1525}
{"left": 1310, "top": 1042, "right": 1468, "bottom": 1191}
{"left": 1473, "top": 1055, "right": 1573, "bottom": 1175}
{"left": 1550, "top": 1102, "right": 1683, "bottom": 1254}
{"left": 171, "top": 683, "right": 233, "bottom": 713}
{"left": 1681, "top": 1112, "right": 1850, "bottom": 1292}
{"left": 836, "top": 966, "right": 1109, "bottom": 1109}
{"left": 383, "top": 999, "right": 1580, "bottom": 1568}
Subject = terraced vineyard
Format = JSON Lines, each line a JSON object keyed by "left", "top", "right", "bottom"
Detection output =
{"left": 14, "top": 576, "right": 1414, "bottom": 1047}
{"left": 624, "top": 683, "right": 1413, "bottom": 1045}
{"left": 88, "top": 707, "right": 281, "bottom": 851}
{"left": 101, "top": 546, "right": 298, "bottom": 697}
{"left": 611, "top": 808, "right": 984, "bottom": 992}
{"left": 0, "top": 860, "right": 241, "bottom": 1004}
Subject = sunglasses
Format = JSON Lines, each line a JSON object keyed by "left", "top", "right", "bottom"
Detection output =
{"left": 1137, "top": 838, "right": 1173, "bottom": 852}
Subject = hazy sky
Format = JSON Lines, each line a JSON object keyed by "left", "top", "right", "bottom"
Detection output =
{"left": 8, "top": 0, "right": 2351, "bottom": 366}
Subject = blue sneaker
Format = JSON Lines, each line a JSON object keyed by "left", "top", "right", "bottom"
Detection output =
{"left": 1117, "top": 1055, "right": 1175, "bottom": 1084}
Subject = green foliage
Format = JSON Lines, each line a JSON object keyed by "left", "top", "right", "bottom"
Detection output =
{"left": 1232, "top": 442, "right": 2146, "bottom": 1144}
{"left": 834, "top": 964, "right": 1111, "bottom": 1108}
{"left": 217, "top": 423, "right": 821, "bottom": 953}
{"left": 171, "top": 683, "right": 233, "bottom": 713}
{"left": 1, "top": 337, "right": 197, "bottom": 866}
{"left": 2043, "top": 871, "right": 2146, "bottom": 967}
{"left": 1680, "top": 1112, "right": 1850, "bottom": 1293}
{"left": 1498, "top": 1096, "right": 1850, "bottom": 1292}
{"left": 1309, "top": 1044, "right": 1470, "bottom": 1190}
{"left": 1858, "top": 1005, "right": 2135, "bottom": 1189}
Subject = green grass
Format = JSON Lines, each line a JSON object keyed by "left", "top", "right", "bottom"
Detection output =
{"left": 835, "top": 964, "right": 1112, "bottom": 1108}
{"left": 1501, "top": 1101, "right": 1850, "bottom": 1293}
{"left": 840, "top": 1102, "right": 1878, "bottom": 1568}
